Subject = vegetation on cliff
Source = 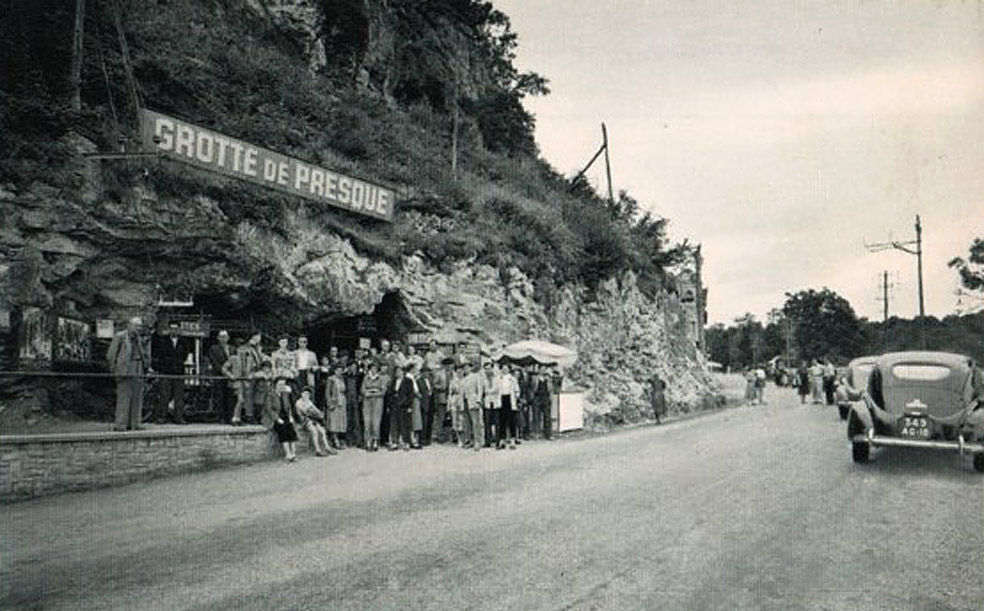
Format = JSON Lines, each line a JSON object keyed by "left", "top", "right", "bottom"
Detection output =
{"left": 1, "top": 0, "right": 684, "bottom": 311}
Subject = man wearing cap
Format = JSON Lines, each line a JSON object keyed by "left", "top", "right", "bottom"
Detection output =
{"left": 107, "top": 316, "right": 152, "bottom": 431}
{"left": 208, "top": 330, "right": 234, "bottom": 423}
{"left": 154, "top": 320, "right": 193, "bottom": 424}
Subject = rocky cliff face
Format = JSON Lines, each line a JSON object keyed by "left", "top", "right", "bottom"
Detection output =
{"left": 0, "top": 132, "right": 716, "bottom": 424}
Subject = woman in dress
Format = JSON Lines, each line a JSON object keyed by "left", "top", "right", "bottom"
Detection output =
{"left": 326, "top": 366, "right": 348, "bottom": 449}
{"left": 263, "top": 376, "right": 299, "bottom": 462}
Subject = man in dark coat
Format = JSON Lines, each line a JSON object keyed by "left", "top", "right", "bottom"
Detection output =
{"left": 534, "top": 367, "right": 553, "bottom": 440}
{"left": 154, "top": 321, "right": 193, "bottom": 424}
{"left": 394, "top": 362, "right": 417, "bottom": 450}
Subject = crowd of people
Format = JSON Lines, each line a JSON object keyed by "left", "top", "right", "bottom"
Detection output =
{"left": 794, "top": 358, "right": 839, "bottom": 405}
{"left": 207, "top": 333, "right": 564, "bottom": 460}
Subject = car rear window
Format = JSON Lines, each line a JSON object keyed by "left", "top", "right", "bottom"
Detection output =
{"left": 891, "top": 364, "right": 951, "bottom": 381}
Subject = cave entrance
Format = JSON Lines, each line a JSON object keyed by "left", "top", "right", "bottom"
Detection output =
{"left": 305, "top": 290, "right": 422, "bottom": 357}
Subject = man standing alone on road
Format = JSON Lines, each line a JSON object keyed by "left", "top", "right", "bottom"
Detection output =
{"left": 649, "top": 374, "right": 667, "bottom": 424}
{"left": 107, "top": 316, "right": 151, "bottom": 431}
{"left": 154, "top": 321, "right": 193, "bottom": 424}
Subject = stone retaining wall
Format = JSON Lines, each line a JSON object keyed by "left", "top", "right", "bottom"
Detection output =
{"left": 0, "top": 426, "right": 291, "bottom": 502}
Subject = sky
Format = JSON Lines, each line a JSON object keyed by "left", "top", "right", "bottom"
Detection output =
{"left": 494, "top": 0, "right": 984, "bottom": 325}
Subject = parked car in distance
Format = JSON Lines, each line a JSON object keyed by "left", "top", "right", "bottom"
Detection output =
{"left": 847, "top": 351, "right": 984, "bottom": 472}
{"left": 835, "top": 356, "right": 878, "bottom": 421}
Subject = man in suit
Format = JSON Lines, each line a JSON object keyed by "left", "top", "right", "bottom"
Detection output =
{"left": 106, "top": 317, "right": 152, "bottom": 431}
{"left": 208, "top": 330, "right": 233, "bottom": 423}
{"left": 394, "top": 362, "right": 417, "bottom": 451}
{"left": 154, "top": 321, "right": 193, "bottom": 424}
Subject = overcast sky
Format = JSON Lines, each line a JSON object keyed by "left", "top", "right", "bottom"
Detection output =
{"left": 495, "top": 0, "right": 984, "bottom": 324}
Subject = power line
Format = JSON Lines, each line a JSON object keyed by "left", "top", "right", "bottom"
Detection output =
{"left": 864, "top": 214, "right": 924, "bottom": 318}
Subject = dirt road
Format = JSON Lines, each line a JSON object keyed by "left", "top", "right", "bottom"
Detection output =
{"left": 2, "top": 387, "right": 982, "bottom": 610}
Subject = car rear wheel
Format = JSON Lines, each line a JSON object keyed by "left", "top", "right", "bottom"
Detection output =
{"left": 974, "top": 453, "right": 984, "bottom": 473}
{"left": 838, "top": 405, "right": 849, "bottom": 421}
{"left": 852, "top": 441, "right": 870, "bottom": 464}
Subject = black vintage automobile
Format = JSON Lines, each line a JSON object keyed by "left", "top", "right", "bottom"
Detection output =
{"left": 847, "top": 351, "right": 984, "bottom": 472}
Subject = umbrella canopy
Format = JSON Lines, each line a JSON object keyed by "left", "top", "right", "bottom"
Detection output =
{"left": 495, "top": 340, "right": 578, "bottom": 368}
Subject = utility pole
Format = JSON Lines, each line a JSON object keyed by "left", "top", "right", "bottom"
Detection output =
{"left": 70, "top": 0, "right": 86, "bottom": 112}
{"left": 693, "top": 243, "right": 705, "bottom": 353}
{"left": 602, "top": 123, "right": 614, "bottom": 204}
{"left": 571, "top": 124, "right": 614, "bottom": 203}
{"left": 876, "top": 271, "right": 896, "bottom": 322}
{"left": 865, "top": 214, "right": 925, "bottom": 318}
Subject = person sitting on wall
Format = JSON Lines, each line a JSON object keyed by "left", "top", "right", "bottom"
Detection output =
{"left": 295, "top": 386, "right": 333, "bottom": 457}
{"left": 265, "top": 376, "right": 299, "bottom": 463}
{"left": 153, "top": 321, "right": 193, "bottom": 424}
{"left": 107, "top": 316, "right": 152, "bottom": 431}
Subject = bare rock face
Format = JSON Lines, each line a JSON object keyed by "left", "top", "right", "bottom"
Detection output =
{"left": 0, "top": 135, "right": 715, "bottom": 425}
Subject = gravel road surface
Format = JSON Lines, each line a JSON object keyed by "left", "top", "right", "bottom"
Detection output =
{"left": 2, "top": 387, "right": 982, "bottom": 610}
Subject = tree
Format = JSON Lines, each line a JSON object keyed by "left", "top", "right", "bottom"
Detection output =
{"left": 781, "top": 288, "right": 863, "bottom": 362}
{"left": 949, "top": 238, "right": 984, "bottom": 313}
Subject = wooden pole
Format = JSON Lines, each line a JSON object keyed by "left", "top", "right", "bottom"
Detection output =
{"left": 602, "top": 123, "right": 614, "bottom": 204}
{"left": 882, "top": 271, "right": 889, "bottom": 321}
{"left": 694, "top": 244, "right": 704, "bottom": 353}
{"left": 111, "top": 0, "right": 142, "bottom": 117}
{"left": 70, "top": 0, "right": 86, "bottom": 112}
{"left": 915, "top": 215, "right": 924, "bottom": 318}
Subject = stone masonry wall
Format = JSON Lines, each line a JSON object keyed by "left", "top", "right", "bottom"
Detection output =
{"left": 0, "top": 427, "right": 295, "bottom": 502}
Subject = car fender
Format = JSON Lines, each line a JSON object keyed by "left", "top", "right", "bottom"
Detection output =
{"left": 847, "top": 399, "right": 874, "bottom": 439}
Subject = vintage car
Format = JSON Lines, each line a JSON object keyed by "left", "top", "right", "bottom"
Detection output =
{"left": 835, "top": 356, "right": 878, "bottom": 420}
{"left": 847, "top": 351, "right": 984, "bottom": 472}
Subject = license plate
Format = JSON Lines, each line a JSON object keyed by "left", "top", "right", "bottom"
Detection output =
{"left": 900, "top": 414, "right": 931, "bottom": 439}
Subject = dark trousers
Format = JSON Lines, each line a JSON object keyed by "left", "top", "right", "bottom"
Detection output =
{"left": 484, "top": 408, "right": 499, "bottom": 447}
{"left": 157, "top": 376, "right": 185, "bottom": 422}
{"left": 429, "top": 396, "right": 448, "bottom": 443}
{"left": 823, "top": 376, "right": 835, "bottom": 405}
{"left": 499, "top": 408, "right": 515, "bottom": 444}
{"left": 212, "top": 379, "right": 231, "bottom": 422}
{"left": 380, "top": 389, "right": 392, "bottom": 442}
{"left": 346, "top": 391, "right": 363, "bottom": 447}
{"left": 391, "top": 405, "right": 411, "bottom": 446}
{"left": 538, "top": 401, "right": 552, "bottom": 439}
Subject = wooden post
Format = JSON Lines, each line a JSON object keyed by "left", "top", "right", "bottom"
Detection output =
{"left": 111, "top": 0, "right": 142, "bottom": 116}
{"left": 915, "top": 215, "right": 924, "bottom": 318}
{"left": 70, "top": 0, "right": 86, "bottom": 112}
{"left": 602, "top": 123, "right": 614, "bottom": 204}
